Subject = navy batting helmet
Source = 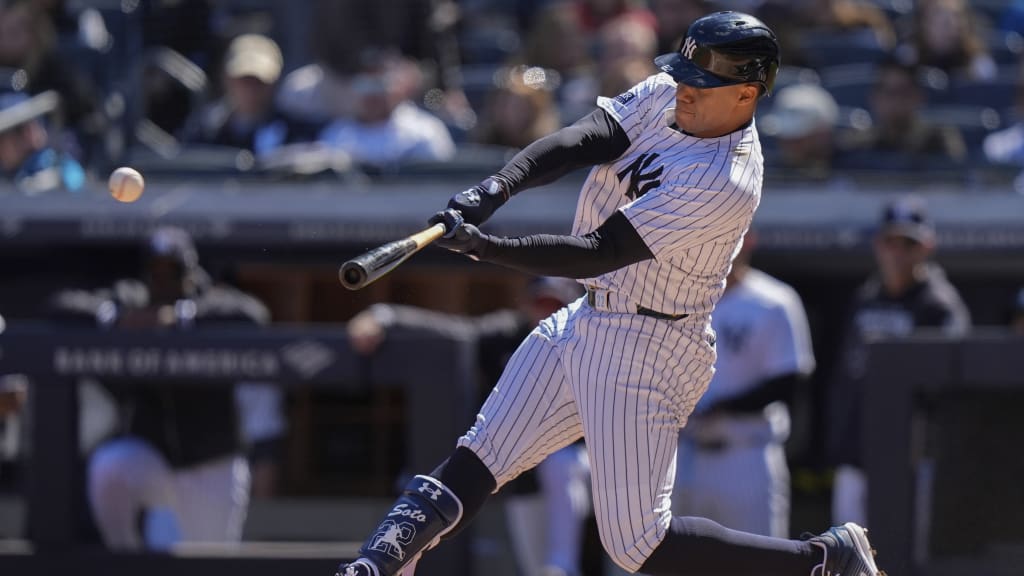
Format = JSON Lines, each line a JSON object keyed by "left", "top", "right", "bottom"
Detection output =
{"left": 654, "top": 11, "right": 780, "bottom": 96}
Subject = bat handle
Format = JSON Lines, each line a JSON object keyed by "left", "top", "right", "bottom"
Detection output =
{"left": 410, "top": 222, "right": 448, "bottom": 248}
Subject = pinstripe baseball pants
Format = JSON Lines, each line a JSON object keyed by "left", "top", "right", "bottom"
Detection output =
{"left": 459, "top": 297, "right": 716, "bottom": 572}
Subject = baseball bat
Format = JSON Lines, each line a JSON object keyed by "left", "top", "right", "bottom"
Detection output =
{"left": 339, "top": 222, "right": 448, "bottom": 290}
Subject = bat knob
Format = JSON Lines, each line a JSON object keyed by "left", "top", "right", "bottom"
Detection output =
{"left": 340, "top": 262, "right": 367, "bottom": 290}
{"left": 440, "top": 209, "right": 464, "bottom": 237}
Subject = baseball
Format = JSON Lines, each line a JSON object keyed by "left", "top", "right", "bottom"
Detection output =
{"left": 108, "top": 167, "right": 145, "bottom": 203}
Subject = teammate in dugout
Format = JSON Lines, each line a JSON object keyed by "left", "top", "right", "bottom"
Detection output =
{"left": 49, "top": 226, "right": 285, "bottom": 550}
{"left": 337, "top": 11, "right": 885, "bottom": 576}
{"left": 671, "top": 229, "right": 814, "bottom": 539}
{"left": 827, "top": 196, "right": 969, "bottom": 527}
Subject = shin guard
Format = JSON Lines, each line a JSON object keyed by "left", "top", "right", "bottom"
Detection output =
{"left": 339, "top": 475, "right": 464, "bottom": 576}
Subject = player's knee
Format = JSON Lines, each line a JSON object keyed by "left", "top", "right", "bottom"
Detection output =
{"left": 594, "top": 522, "right": 653, "bottom": 573}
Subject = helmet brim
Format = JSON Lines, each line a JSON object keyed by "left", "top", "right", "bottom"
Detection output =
{"left": 654, "top": 53, "right": 736, "bottom": 89}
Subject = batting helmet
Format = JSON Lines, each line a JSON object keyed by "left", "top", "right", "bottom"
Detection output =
{"left": 654, "top": 11, "right": 780, "bottom": 96}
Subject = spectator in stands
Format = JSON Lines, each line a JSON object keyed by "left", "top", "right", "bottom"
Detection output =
{"left": 572, "top": 0, "right": 656, "bottom": 35}
{"left": 318, "top": 49, "right": 455, "bottom": 170}
{"left": 826, "top": 196, "right": 970, "bottom": 526}
{"left": 48, "top": 226, "right": 286, "bottom": 550}
{"left": 982, "top": 59, "right": 1024, "bottom": 173}
{"left": 472, "top": 65, "right": 561, "bottom": 150}
{"left": 0, "top": 90, "right": 85, "bottom": 195}
{"left": 756, "top": 0, "right": 896, "bottom": 69}
{"left": 276, "top": 59, "right": 351, "bottom": 126}
{"left": 650, "top": 0, "right": 711, "bottom": 55}
{"left": 596, "top": 14, "right": 657, "bottom": 97}
{"left": 0, "top": 0, "right": 104, "bottom": 164}
{"left": 899, "top": 0, "right": 996, "bottom": 82}
{"left": 183, "top": 34, "right": 319, "bottom": 157}
{"left": 521, "top": 2, "right": 599, "bottom": 124}
{"left": 304, "top": 0, "right": 475, "bottom": 135}
{"left": 347, "top": 277, "right": 596, "bottom": 576}
{"left": 760, "top": 82, "right": 843, "bottom": 180}
{"left": 843, "top": 58, "right": 967, "bottom": 167}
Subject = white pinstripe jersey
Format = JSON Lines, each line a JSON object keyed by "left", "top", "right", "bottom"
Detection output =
{"left": 573, "top": 73, "right": 764, "bottom": 317}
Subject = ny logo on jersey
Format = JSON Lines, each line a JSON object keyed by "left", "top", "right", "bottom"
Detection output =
{"left": 681, "top": 37, "right": 697, "bottom": 60}
{"left": 616, "top": 153, "right": 663, "bottom": 200}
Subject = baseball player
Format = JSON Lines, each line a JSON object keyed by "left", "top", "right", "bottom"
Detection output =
{"left": 338, "top": 11, "right": 884, "bottom": 576}
{"left": 671, "top": 230, "right": 814, "bottom": 538}
{"left": 828, "top": 196, "right": 970, "bottom": 526}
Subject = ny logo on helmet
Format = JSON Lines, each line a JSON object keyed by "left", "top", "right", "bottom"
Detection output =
{"left": 418, "top": 482, "right": 443, "bottom": 501}
{"left": 681, "top": 37, "right": 697, "bottom": 60}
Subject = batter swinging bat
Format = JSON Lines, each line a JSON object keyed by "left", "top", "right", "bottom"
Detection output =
{"left": 339, "top": 209, "right": 463, "bottom": 290}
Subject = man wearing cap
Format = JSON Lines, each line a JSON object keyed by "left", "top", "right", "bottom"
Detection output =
{"left": 48, "top": 226, "right": 284, "bottom": 550}
{"left": 760, "top": 82, "right": 843, "bottom": 181}
{"left": 317, "top": 48, "right": 455, "bottom": 170}
{"left": 0, "top": 90, "right": 85, "bottom": 195}
{"left": 827, "top": 195, "right": 970, "bottom": 526}
{"left": 185, "top": 34, "right": 318, "bottom": 156}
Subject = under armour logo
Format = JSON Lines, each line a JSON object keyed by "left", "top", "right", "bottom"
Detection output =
{"left": 418, "top": 482, "right": 443, "bottom": 501}
{"left": 681, "top": 37, "right": 697, "bottom": 60}
{"left": 457, "top": 188, "right": 480, "bottom": 205}
{"left": 616, "top": 153, "right": 663, "bottom": 200}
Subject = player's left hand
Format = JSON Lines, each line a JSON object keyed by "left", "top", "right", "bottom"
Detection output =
{"left": 428, "top": 211, "right": 490, "bottom": 259}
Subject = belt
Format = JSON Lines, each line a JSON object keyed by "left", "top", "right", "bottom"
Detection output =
{"left": 586, "top": 288, "right": 690, "bottom": 321}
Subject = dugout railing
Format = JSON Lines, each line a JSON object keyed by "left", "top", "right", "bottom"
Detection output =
{"left": 0, "top": 322, "right": 478, "bottom": 576}
{"left": 864, "top": 332, "right": 1024, "bottom": 576}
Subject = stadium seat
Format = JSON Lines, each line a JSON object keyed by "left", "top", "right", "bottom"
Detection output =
{"left": 796, "top": 29, "right": 890, "bottom": 69}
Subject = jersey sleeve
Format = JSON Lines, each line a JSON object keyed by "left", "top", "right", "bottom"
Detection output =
{"left": 758, "top": 294, "right": 816, "bottom": 379}
{"left": 596, "top": 74, "right": 665, "bottom": 141}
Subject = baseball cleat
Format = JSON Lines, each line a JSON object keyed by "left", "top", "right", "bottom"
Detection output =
{"left": 336, "top": 559, "right": 379, "bottom": 576}
{"left": 807, "top": 522, "right": 887, "bottom": 576}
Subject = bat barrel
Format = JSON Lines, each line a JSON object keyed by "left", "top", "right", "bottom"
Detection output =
{"left": 338, "top": 220, "right": 451, "bottom": 291}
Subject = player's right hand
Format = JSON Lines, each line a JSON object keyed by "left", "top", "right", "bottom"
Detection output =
{"left": 428, "top": 213, "right": 490, "bottom": 259}
{"left": 446, "top": 176, "right": 509, "bottom": 226}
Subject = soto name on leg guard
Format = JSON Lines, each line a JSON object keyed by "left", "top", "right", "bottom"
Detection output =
{"left": 340, "top": 475, "right": 464, "bottom": 576}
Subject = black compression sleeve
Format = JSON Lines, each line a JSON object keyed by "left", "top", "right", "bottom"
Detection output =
{"left": 480, "top": 211, "right": 653, "bottom": 277}
{"left": 494, "top": 108, "right": 630, "bottom": 192}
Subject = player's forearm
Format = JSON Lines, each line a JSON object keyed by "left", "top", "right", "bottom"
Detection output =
{"left": 479, "top": 211, "right": 653, "bottom": 277}
{"left": 495, "top": 108, "right": 630, "bottom": 194}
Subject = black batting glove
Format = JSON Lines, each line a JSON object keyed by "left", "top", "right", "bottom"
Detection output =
{"left": 446, "top": 176, "right": 510, "bottom": 226}
{"left": 429, "top": 210, "right": 491, "bottom": 259}
{"left": 429, "top": 208, "right": 464, "bottom": 238}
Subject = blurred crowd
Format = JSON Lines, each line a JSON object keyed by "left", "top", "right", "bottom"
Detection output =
{"left": 3, "top": 0, "right": 1024, "bottom": 193}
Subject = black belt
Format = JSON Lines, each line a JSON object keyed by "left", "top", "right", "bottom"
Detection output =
{"left": 586, "top": 290, "right": 690, "bottom": 321}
